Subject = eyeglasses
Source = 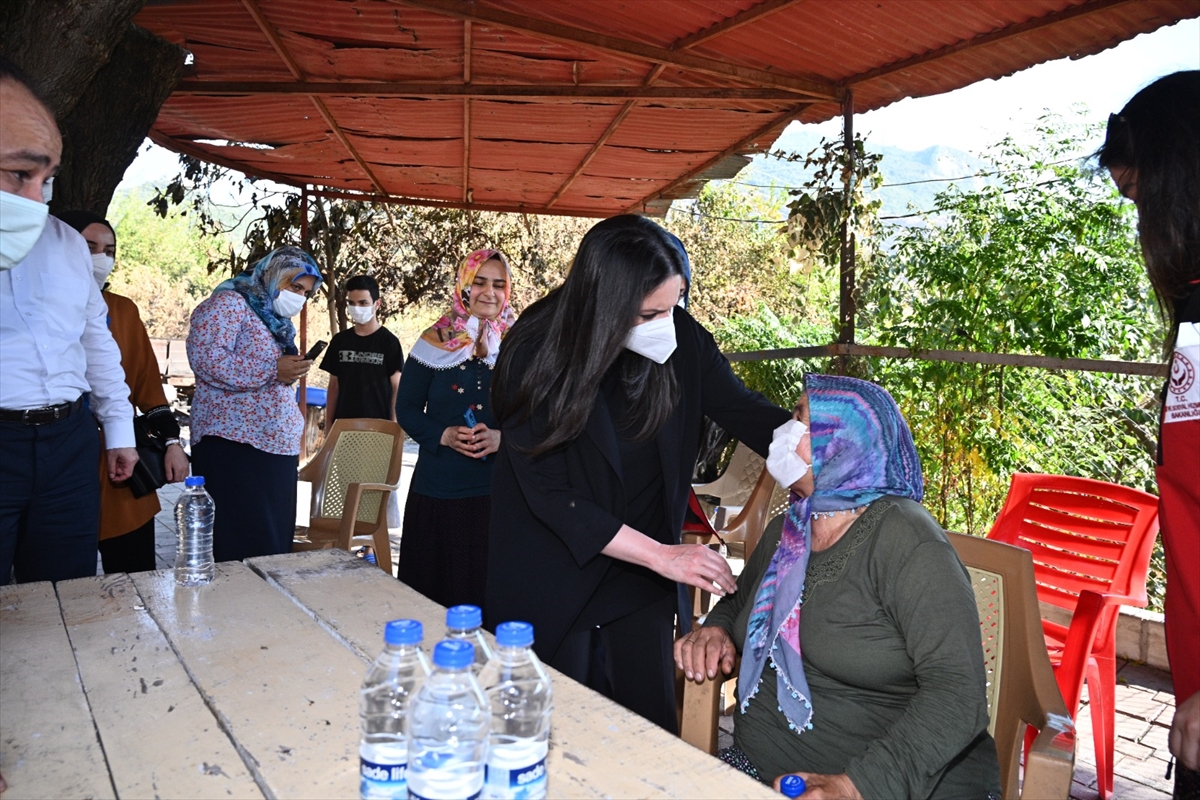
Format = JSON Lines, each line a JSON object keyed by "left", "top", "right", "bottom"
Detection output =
{"left": 283, "top": 282, "right": 315, "bottom": 300}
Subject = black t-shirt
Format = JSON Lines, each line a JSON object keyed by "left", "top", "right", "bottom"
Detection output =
{"left": 319, "top": 326, "right": 403, "bottom": 422}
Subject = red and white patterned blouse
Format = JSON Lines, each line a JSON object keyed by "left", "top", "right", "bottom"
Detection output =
{"left": 186, "top": 291, "right": 304, "bottom": 456}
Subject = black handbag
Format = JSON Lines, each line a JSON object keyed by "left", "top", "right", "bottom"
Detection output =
{"left": 127, "top": 415, "right": 170, "bottom": 498}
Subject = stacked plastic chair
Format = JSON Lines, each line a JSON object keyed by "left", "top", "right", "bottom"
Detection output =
{"left": 986, "top": 473, "right": 1160, "bottom": 800}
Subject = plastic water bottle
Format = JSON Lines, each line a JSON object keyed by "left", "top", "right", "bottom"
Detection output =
{"left": 174, "top": 476, "right": 214, "bottom": 585}
{"left": 360, "top": 619, "right": 430, "bottom": 800}
{"left": 406, "top": 640, "right": 489, "bottom": 800}
{"left": 780, "top": 774, "right": 807, "bottom": 797}
{"left": 445, "top": 605, "right": 493, "bottom": 673}
{"left": 480, "top": 622, "right": 552, "bottom": 800}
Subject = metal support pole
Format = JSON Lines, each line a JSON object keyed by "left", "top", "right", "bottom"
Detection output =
{"left": 298, "top": 187, "right": 310, "bottom": 419}
{"left": 836, "top": 91, "right": 855, "bottom": 374}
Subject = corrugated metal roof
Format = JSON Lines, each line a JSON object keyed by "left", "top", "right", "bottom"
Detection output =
{"left": 136, "top": 0, "right": 1198, "bottom": 217}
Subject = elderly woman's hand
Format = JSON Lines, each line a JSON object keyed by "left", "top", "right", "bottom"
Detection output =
{"left": 674, "top": 626, "right": 736, "bottom": 684}
{"left": 276, "top": 354, "right": 312, "bottom": 384}
{"left": 773, "top": 772, "right": 862, "bottom": 800}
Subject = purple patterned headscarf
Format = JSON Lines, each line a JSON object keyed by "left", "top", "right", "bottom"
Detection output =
{"left": 738, "top": 373, "right": 923, "bottom": 734}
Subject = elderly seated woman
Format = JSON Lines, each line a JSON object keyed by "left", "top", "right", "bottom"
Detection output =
{"left": 675, "top": 374, "right": 1001, "bottom": 800}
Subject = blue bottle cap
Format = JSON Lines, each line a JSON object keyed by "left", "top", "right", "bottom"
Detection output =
{"left": 446, "top": 604, "right": 482, "bottom": 630}
{"left": 384, "top": 619, "right": 423, "bottom": 646}
{"left": 433, "top": 639, "right": 475, "bottom": 669}
{"left": 495, "top": 621, "right": 534, "bottom": 648}
{"left": 185, "top": 475, "right": 205, "bottom": 487}
{"left": 780, "top": 774, "right": 806, "bottom": 797}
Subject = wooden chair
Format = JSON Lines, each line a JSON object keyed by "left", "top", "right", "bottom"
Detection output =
{"left": 679, "top": 532, "right": 1076, "bottom": 800}
{"left": 292, "top": 418, "right": 404, "bottom": 574}
{"left": 986, "top": 473, "right": 1159, "bottom": 800}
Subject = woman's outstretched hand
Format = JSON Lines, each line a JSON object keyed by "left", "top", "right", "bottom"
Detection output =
{"left": 674, "top": 626, "right": 737, "bottom": 683}
{"left": 655, "top": 542, "right": 738, "bottom": 597}
{"left": 601, "top": 526, "right": 737, "bottom": 598}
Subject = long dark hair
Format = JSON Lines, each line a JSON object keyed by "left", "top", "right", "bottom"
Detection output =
{"left": 1098, "top": 70, "right": 1200, "bottom": 347}
{"left": 493, "top": 215, "right": 686, "bottom": 455}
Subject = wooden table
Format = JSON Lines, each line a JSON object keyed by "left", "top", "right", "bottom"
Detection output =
{"left": 0, "top": 550, "right": 776, "bottom": 799}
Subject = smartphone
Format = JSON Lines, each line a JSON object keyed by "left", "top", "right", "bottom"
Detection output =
{"left": 303, "top": 340, "right": 327, "bottom": 361}
{"left": 463, "top": 407, "right": 485, "bottom": 460}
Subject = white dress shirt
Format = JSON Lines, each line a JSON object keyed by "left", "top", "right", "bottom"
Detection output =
{"left": 0, "top": 216, "right": 134, "bottom": 448}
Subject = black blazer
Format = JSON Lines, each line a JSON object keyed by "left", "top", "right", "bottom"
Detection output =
{"left": 485, "top": 310, "right": 791, "bottom": 660}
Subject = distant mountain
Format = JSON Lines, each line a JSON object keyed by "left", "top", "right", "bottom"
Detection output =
{"left": 720, "top": 124, "right": 990, "bottom": 221}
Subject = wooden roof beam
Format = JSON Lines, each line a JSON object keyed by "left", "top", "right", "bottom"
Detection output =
{"left": 306, "top": 188, "right": 611, "bottom": 218}
{"left": 847, "top": 0, "right": 1140, "bottom": 87}
{"left": 239, "top": 0, "right": 388, "bottom": 196}
{"left": 390, "top": 0, "right": 842, "bottom": 100}
{"left": 546, "top": 0, "right": 805, "bottom": 209}
{"left": 623, "top": 102, "right": 816, "bottom": 214}
{"left": 173, "top": 81, "right": 805, "bottom": 100}
{"left": 671, "top": 0, "right": 806, "bottom": 51}
{"left": 148, "top": 130, "right": 304, "bottom": 188}
{"left": 546, "top": 101, "right": 637, "bottom": 208}
{"left": 463, "top": 21, "right": 471, "bottom": 203}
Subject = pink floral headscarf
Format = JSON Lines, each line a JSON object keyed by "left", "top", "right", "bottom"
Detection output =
{"left": 409, "top": 248, "right": 516, "bottom": 369}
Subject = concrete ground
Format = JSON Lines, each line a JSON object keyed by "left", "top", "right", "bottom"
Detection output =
{"left": 140, "top": 439, "right": 1176, "bottom": 799}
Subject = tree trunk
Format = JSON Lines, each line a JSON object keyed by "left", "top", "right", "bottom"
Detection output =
{"left": 0, "top": 0, "right": 144, "bottom": 118}
{"left": 53, "top": 24, "right": 184, "bottom": 215}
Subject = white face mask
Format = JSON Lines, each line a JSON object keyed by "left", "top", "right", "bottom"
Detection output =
{"left": 0, "top": 191, "right": 50, "bottom": 270}
{"left": 273, "top": 289, "right": 306, "bottom": 318}
{"left": 624, "top": 311, "right": 677, "bottom": 364}
{"left": 347, "top": 304, "right": 375, "bottom": 325}
{"left": 91, "top": 253, "right": 115, "bottom": 287}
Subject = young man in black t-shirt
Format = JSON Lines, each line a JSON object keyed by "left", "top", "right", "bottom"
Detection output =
{"left": 320, "top": 275, "right": 403, "bottom": 425}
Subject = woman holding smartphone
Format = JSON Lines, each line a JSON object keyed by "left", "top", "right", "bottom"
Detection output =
{"left": 395, "top": 248, "right": 515, "bottom": 608}
{"left": 186, "top": 246, "right": 322, "bottom": 561}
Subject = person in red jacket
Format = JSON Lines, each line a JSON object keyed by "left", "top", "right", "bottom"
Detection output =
{"left": 1101, "top": 71, "right": 1200, "bottom": 797}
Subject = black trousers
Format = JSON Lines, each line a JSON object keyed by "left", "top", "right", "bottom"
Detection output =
{"left": 190, "top": 436, "right": 297, "bottom": 562}
{"left": 98, "top": 518, "right": 158, "bottom": 574}
{"left": 548, "top": 591, "right": 679, "bottom": 734}
{"left": 0, "top": 410, "right": 101, "bottom": 584}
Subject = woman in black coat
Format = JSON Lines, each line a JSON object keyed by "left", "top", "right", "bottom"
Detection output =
{"left": 487, "top": 215, "right": 790, "bottom": 732}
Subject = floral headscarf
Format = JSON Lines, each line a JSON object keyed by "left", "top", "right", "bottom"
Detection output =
{"left": 739, "top": 374, "right": 924, "bottom": 736}
{"left": 409, "top": 248, "right": 516, "bottom": 369}
{"left": 213, "top": 246, "right": 323, "bottom": 356}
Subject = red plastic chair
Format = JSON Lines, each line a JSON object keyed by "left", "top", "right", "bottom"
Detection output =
{"left": 986, "top": 473, "right": 1160, "bottom": 800}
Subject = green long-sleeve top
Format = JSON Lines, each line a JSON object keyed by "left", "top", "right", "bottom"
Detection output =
{"left": 704, "top": 497, "right": 1002, "bottom": 799}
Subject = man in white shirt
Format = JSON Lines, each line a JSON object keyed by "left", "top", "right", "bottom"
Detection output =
{"left": 0, "top": 58, "right": 138, "bottom": 584}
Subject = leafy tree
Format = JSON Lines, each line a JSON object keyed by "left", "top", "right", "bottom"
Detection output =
{"left": 106, "top": 189, "right": 226, "bottom": 338}
{"left": 860, "top": 119, "right": 1160, "bottom": 535}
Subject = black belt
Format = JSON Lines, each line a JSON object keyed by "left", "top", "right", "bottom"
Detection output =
{"left": 0, "top": 397, "right": 85, "bottom": 425}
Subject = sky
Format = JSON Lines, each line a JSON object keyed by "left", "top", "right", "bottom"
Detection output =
{"left": 117, "top": 17, "right": 1200, "bottom": 194}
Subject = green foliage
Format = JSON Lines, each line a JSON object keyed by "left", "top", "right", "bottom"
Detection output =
{"left": 706, "top": 119, "right": 1165, "bottom": 610}
{"left": 106, "top": 189, "right": 226, "bottom": 337}
{"left": 666, "top": 183, "right": 795, "bottom": 325}
{"left": 858, "top": 120, "right": 1160, "bottom": 541}
{"left": 779, "top": 133, "right": 883, "bottom": 272}
{"left": 709, "top": 304, "right": 830, "bottom": 408}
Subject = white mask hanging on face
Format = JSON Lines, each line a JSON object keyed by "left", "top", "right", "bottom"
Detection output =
{"left": 91, "top": 253, "right": 115, "bottom": 288}
{"left": 624, "top": 311, "right": 677, "bottom": 364}
{"left": 0, "top": 191, "right": 50, "bottom": 270}
{"left": 273, "top": 289, "right": 306, "bottom": 318}
{"left": 347, "top": 304, "right": 375, "bottom": 325}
